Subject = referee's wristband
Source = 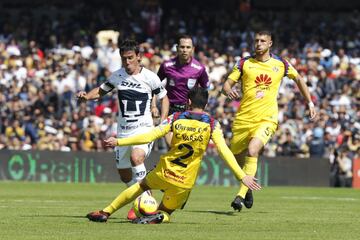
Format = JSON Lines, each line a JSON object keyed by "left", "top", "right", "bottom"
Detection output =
{"left": 308, "top": 102, "right": 315, "bottom": 108}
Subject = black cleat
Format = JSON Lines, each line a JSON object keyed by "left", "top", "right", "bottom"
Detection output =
{"left": 132, "top": 212, "right": 164, "bottom": 224}
{"left": 86, "top": 210, "right": 110, "bottom": 222}
{"left": 231, "top": 196, "right": 244, "bottom": 212}
{"left": 244, "top": 190, "right": 253, "bottom": 209}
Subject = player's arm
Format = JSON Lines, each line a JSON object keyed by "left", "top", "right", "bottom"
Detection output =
{"left": 76, "top": 81, "right": 114, "bottom": 101}
{"left": 151, "top": 92, "right": 169, "bottom": 122}
{"left": 150, "top": 96, "right": 159, "bottom": 115}
{"left": 221, "top": 64, "right": 241, "bottom": 100}
{"left": 151, "top": 63, "right": 166, "bottom": 118}
{"left": 291, "top": 71, "right": 316, "bottom": 120}
{"left": 211, "top": 123, "right": 261, "bottom": 190}
{"left": 159, "top": 95, "right": 169, "bottom": 122}
{"left": 104, "top": 122, "right": 171, "bottom": 147}
{"left": 152, "top": 72, "right": 169, "bottom": 122}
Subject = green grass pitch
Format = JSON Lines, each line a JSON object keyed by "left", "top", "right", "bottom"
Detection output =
{"left": 0, "top": 182, "right": 359, "bottom": 240}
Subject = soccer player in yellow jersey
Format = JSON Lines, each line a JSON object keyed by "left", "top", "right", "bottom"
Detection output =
{"left": 86, "top": 87, "right": 261, "bottom": 224}
{"left": 222, "top": 30, "right": 316, "bottom": 211}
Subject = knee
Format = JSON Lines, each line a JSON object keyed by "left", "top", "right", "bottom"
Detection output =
{"left": 131, "top": 152, "right": 145, "bottom": 166}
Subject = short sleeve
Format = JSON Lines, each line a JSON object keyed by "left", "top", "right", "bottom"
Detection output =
{"left": 99, "top": 72, "right": 116, "bottom": 92}
{"left": 157, "top": 63, "right": 166, "bottom": 81}
{"left": 228, "top": 63, "right": 241, "bottom": 82}
{"left": 198, "top": 67, "right": 209, "bottom": 88}
{"left": 286, "top": 60, "right": 299, "bottom": 80}
{"left": 150, "top": 72, "right": 167, "bottom": 99}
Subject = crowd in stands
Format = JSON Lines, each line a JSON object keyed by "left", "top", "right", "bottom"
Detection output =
{"left": 0, "top": 2, "right": 359, "bottom": 187}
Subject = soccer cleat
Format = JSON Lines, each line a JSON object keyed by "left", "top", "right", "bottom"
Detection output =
{"left": 244, "top": 190, "right": 253, "bottom": 209}
{"left": 231, "top": 195, "right": 244, "bottom": 212}
{"left": 86, "top": 210, "right": 110, "bottom": 222}
{"left": 132, "top": 212, "right": 164, "bottom": 224}
{"left": 127, "top": 208, "right": 137, "bottom": 221}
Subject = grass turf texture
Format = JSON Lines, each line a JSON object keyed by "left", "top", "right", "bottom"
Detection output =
{"left": 0, "top": 182, "right": 359, "bottom": 240}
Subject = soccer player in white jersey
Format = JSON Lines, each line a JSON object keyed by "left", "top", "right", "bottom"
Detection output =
{"left": 77, "top": 40, "right": 169, "bottom": 214}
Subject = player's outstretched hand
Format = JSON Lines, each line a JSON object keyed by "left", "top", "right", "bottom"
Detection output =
{"left": 242, "top": 175, "right": 261, "bottom": 191}
{"left": 104, "top": 137, "right": 118, "bottom": 147}
{"left": 308, "top": 105, "right": 316, "bottom": 120}
{"left": 76, "top": 91, "right": 88, "bottom": 102}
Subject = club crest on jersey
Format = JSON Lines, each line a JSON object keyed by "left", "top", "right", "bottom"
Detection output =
{"left": 187, "top": 78, "right": 197, "bottom": 89}
{"left": 121, "top": 81, "right": 142, "bottom": 89}
{"left": 272, "top": 66, "right": 279, "bottom": 72}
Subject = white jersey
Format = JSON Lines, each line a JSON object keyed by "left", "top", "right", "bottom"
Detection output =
{"left": 100, "top": 67, "right": 167, "bottom": 137}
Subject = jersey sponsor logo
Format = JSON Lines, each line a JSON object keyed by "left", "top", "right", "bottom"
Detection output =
{"left": 120, "top": 81, "right": 142, "bottom": 89}
{"left": 120, "top": 122, "right": 148, "bottom": 130}
{"left": 164, "top": 169, "right": 185, "bottom": 183}
{"left": 174, "top": 123, "right": 197, "bottom": 132}
{"left": 255, "top": 73, "right": 272, "bottom": 93}
{"left": 254, "top": 74, "right": 272, "bottom": 98}
{"left": 255, "top": 74, "right": 272, "bottom": 87}
{"left": 187, "top": 78, "right": 197, "bottom": 89}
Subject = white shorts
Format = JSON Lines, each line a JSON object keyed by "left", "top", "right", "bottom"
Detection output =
{"left": 115, "top": 127, "right": 154, "bottom": 169}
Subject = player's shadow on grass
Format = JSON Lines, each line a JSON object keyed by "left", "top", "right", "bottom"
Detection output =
{"left": 186, "top": 210, "right": 236, "bottom": 216}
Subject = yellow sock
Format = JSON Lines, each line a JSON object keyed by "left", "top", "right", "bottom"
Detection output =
{"left": 237, "top": 156, "right": 258, "bottom": 198}
{"left": 103, "top": 183, "right": 143, "bottom": 215}
{"left": 159, "top": 210, "right": 171, "bottom": 223}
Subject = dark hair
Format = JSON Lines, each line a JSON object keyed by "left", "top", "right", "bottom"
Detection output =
{"left": 188, "top": 87, "right": 208, "bottom": 109}
{"left": 177, "top": 34, "right": 193, "bottom": 45}
{"left": 255, "top": 30, "right": 273, "bottom": 40}
{"left": 119, "top": 39, "right": 140, "bottom": 55}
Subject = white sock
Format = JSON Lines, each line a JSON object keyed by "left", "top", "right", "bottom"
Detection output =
{"left": 132, "top": 163, "right": 147, "bottom": 182}
{"left": 131, "top": 164, "right": 152, "bottom": 196}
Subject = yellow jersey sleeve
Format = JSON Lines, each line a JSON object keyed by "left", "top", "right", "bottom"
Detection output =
{"left": 286, "top": 60, "right": 299, "bottom": 80}
{"left": 228, "top": 63, "right": 241, "bottom": 82}
{"left": 211, "top": 122, "right": 246, "bottom": 180}
{"left": 117, "top": 122, "right": 171, "bottom": 146}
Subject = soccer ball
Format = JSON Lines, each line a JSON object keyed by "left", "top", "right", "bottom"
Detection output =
{"left": 133, "top": 195, "right": 158, "bottom": 217}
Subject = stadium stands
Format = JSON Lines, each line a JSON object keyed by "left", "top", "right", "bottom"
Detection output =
{"left": 0, "top": 1, "right": 359, "bottom": 187}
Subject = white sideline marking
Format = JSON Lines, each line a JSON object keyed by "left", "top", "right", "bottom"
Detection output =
{"left": 282, "top": 196, "right": 358, "bottom": 201}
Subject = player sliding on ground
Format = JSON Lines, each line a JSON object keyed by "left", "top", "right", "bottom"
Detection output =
{"left": 86, "top": 87, "right": 261, "bottom": 224}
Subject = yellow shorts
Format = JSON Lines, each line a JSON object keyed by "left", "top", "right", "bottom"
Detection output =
{"left": 145, "top": 170, "right": 191, "bottom": 210}
{"left": 230, "top": 120, "right": 277, "bottom": 155}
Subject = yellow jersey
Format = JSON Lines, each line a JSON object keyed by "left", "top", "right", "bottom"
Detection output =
{"left": 117, "top": 111, "right": 246, "bottom": 189}
{"left": 228, "top": 54, "right": 299, "bottom": 124}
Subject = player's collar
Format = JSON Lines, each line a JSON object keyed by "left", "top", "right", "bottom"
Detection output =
{"left": 254, "top": 53, "right": 271, "bottom": 62}
{"left": 176, "top": 57, "right": 192, "bottom": 66}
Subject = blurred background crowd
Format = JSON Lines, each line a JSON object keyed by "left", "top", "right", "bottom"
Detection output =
{"left": 0, "top": 0, "right": 359, "bottom": 187}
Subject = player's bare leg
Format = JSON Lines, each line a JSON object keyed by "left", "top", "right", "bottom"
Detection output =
{"left": 117, "top": 168, "right": 132, "bottom": 183}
